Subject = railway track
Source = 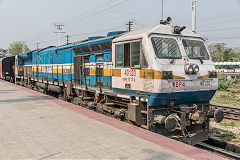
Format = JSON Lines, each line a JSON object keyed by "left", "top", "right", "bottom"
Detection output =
{"left": 211, "top": 104, "right": 240, "bottom": 120}
{"left": 197, "top": 142, "right": 240, "bottom": 160}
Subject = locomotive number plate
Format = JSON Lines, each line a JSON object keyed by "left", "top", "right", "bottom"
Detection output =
{"left": 122, "top": 69, "right": 136, "bottom": 82}
{"left": 172, "top": 81, "right": 185, "bottom": 88}
{"left": 200, "top": 80, "right": 212, "bottom": 89}
{"left": 171, "top": 81, "right": 186, "bottom": 91}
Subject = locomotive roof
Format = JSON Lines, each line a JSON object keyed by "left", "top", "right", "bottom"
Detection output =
{"left": 34, "top": 32, "right": 125, "bottom": 53}
{"left": 113, "top": 24, "right": 201, "bottom": 42}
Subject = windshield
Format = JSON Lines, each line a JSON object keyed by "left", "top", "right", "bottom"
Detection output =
{"left": 182, "top": 39, "right": 210, "bottom": 60}
{"left": 151, "top": 37, "right": 181, "bottom": 59}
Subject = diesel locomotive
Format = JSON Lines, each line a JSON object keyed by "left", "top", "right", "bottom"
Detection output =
{"left": 5, "top": 19, "right": 224, "bottom": 145}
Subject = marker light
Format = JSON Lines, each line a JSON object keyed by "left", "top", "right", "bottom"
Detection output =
{"left": 193, "top": 64, "right": 199, "bottom": 74}
{"left": 185, "top": 64, "right": 194, "bottom": 74}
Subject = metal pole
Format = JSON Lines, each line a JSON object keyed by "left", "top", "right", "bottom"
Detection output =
{"left": 36, "top": 43, "right": 40, "bottom": 50}
{"left": 66, "top": 35, "right": 71, "bottom": 45}
{"left": 162, "top": 0, "right": 164, "bottom": 20}
{"left": 126, "top": 21, "right": 133, "bottom": 31}
{"left": 192, "top": 0, "right": 196, "bottom": 33}
{"left": 58, "top": 29, "right": 61, "bottom": 46}
{"left": 54, "top": 24, "right": 65, "bottom": 46}
{"left": 22, "top": 42, "right": 25, "bottom": 54}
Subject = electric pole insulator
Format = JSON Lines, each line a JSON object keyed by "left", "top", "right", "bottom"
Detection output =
{"left": 65, "top": 35, "right": 71, "bottom": 45}
{"left": 54, "top": 23, "right": 65, "bottom": 46}
{"left": 126, "top": 21, "right": 134, "bottom": 32}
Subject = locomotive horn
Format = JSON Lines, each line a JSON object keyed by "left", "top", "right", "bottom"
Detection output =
{"left": 174, "top": 26, "right": 186, "bottom": 34}
{"left": 160, "top": 17, "right": 172, "bottom": 25}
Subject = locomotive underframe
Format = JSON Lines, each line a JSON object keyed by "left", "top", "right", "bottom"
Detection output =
{"left": 15, "top": 76, "right": 214, "bottom": 145}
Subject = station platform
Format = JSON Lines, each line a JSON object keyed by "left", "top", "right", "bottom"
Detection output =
{"left": 0, "top": 80, "right": 226, "bottom": 160}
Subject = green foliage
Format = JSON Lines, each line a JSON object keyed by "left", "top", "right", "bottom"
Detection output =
{"left": 8, "top": 41, "right": 30, "bottom": 56}
{"left": 218, "top": 74, "right": 231, "bottom": 91}
{"left": 233, "top": 74, "right": 240, "bottom": 84}
{"left": 0, "top": 48, "right": 7, "bottom": 54}
{"left": 208, "top": 43, "right": 226, "bottom": 62}
{"left": 0, "top": 48, "right": 8, "bottom": 58}
{"left": 211, "top": 128, "right": 236, "bottom": 142}
{"left": 220, "top": 120, "right": 235, "bottom": 127}
{"left": 208, "top": 43, "right": 240, "bottom": 69}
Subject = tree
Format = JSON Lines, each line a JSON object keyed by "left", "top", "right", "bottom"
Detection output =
{"left": 0, "top": 48, "right": 8, "bottom": 58}
{"left": 8, "top": 41, "right": 30, "bottom": 56}
{"left": 208, "top": 43, "right": 240, "bottom": 69}
{"left": 208, "top": 43, "right": 226, "bottom": 62}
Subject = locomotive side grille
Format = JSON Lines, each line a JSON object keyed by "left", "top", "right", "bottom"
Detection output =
{"left": 99, "top": 41, "right": 112, "bottom": 50}
{"left": 80, "top": 45, "right": 91, "bottom": 53}
{"left": 90, "top": 43, "right": 101, "bottom": 51}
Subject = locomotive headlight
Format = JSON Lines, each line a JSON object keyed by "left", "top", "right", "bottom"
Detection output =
{"left": 185, "top": 64, "right": 194, "bottom": 74}
{"left": 208, "top": 70, "right": 217, "bottom": 78}
{"left": 193, "top": 64, "right": 199, "bottom": 74}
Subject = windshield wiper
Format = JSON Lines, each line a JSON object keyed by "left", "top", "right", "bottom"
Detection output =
{"left": 182, "top": 39, "right": 204, "bottom": 64}
{"left": 191, "top": 50, "right": 204, "bottom": 64}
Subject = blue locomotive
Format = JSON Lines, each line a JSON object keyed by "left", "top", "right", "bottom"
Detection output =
{"left": 14, "top": 20, "right": 223, "bottom": 145}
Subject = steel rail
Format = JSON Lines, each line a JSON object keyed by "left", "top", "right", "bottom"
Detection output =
{"left": 211, "top": 104, "right": 240, "bottom": 120}
{"left": 197, "top": 142, "right": 240, "bottom": 160}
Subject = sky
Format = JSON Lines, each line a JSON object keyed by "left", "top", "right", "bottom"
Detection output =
{"left": 0, "top": 0, "right": 240, "bottom": 50}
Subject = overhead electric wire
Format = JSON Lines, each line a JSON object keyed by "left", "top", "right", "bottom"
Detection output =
{"left": 65, "top": 0, "right": 134, "bottom": 24}
{"left": 198, "top": 26, "right": 240, "bottom": 33}
{"left": 25, "top": 0, "right": 138, "bottom": 48}
{"left": 207, "top": 35, "right": 240, "bottom": 40}
{"left": 25, "top": 0, "right": 127, "bottom": 45}
{"left": 28, "top": 24, "right": 126, "bottom": 47}
{"left": 71, "top": 24, "right": 126, "bottom": 37}
{"left": 63, "top": 0, "right": 114, "bottom": 23}
{"left": 25, "top": 0, "right": 239, "bottom": 48}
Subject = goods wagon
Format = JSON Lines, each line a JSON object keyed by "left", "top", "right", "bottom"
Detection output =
{"left": 2, "top": 56, "right": 15, "bottom": 82}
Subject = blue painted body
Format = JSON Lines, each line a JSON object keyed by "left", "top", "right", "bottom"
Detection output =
{"left": 112, "top": 87, "right": 216, "bottom": 106}
{"left": 17, "top": 51, "right": 33, "bottom": 76}
{"left": 149, "top": 90, "right": 216, "bottom": 106}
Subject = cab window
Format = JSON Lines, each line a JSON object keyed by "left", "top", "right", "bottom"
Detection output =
{"left": 182, "top": 39, "right": 210, "bottom": 60}
{"left": 131, "top": 42, "right": 140, "bottom": 68}
{"left": 151, "top": 37, "right": 181, "bottom": 59}
{"left": 115, "top": 41, "right": 147, "bottom": 68}
{"left": 116, "top": 45, "right": 123, "bottom": 67}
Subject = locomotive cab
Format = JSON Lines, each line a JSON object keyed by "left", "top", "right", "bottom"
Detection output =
{"left": 112, "top": 22, "right": 222, "bottom": 145}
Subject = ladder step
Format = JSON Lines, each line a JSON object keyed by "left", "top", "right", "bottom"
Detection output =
{"left": 141, "top": 111, "right": 148, "bottom": 114}
{"left": 83, "top": 97, "right": 93, "bottom": 100}
{"left": 141, "top": 125, "right": 148, "bottom": 129}
{"left": 105, "top": 103, "right": 115, "bottom": 106}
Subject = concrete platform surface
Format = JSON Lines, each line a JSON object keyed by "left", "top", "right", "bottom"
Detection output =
{"left": 0, "top": 80, "right": 226, "bottom": 160}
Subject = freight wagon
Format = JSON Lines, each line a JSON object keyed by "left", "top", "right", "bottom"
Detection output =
{"left": 2, "top": 56, "right": 15, "bottom": 82}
